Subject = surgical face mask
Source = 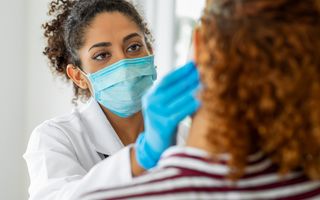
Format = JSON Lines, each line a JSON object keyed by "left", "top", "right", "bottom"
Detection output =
{"left": 84, "top": 55, "right": 157, "bottom": 118}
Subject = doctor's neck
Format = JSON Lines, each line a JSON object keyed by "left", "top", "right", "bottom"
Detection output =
{"left": 100, "top": 105, "right": 144, "bottom": 146}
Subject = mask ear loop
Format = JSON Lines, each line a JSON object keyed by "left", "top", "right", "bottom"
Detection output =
{"left": 76, "top": 65, "right": 89, "bottom": 76}
{"left": 76, "top": 66, "right": 95, "bottom": 99}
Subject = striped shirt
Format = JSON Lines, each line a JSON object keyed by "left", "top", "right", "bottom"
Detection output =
{"left": 82, "top": 146, "right": 320, "bottom": 200}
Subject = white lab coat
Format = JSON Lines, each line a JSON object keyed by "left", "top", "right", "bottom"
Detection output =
{"left": 23, "top": 98, "right": 189, "bottom": 200}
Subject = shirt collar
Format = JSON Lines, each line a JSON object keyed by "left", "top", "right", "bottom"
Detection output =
{"left": 78, "top": 98, "right": 124, "bottom": 156}
{"left": 159, "top": 146, "right": 265, "bottom": 165}
{"left": 160, "top": 146, "right": 211, "bottom": 160}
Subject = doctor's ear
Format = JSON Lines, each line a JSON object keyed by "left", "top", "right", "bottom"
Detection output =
{"left": 66, "top": 64, "right": 89, "bottom": 90}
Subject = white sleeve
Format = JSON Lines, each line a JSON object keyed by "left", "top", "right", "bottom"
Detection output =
{"left": 23, "top": 122, "right": 133, "bottom": 200}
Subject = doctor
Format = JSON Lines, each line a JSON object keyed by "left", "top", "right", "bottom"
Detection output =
{"left": 23, "top": 0, "right": 200, "bottom": 199}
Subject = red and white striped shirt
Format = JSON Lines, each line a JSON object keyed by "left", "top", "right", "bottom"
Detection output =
{"left": 82, "top": 147, "right": 320, "bottom": 200}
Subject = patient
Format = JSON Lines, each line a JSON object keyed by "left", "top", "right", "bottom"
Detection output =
{"left": 82, "top": 0, "right": 320, "bottom": 199}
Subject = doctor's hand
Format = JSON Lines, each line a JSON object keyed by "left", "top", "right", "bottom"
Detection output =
{"left": 135, "top": 61, "right": 201, "bottom": 170}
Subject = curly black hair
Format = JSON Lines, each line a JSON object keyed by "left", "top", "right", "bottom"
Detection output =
{"left": 43, "top": 0, "right": 153, "bottom": 103}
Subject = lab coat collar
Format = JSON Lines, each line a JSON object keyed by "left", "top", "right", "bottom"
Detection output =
{"left": 79, "top": 98, "right": 124, "bottom": 156}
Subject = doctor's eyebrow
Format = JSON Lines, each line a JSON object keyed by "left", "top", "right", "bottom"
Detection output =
{"left": 123, "top": 33, "right": 142, "bottom": 43}
{"left": 88, "top": 42, "right": 112, "bottom": 52}
{"left": 88, "top": 33, "right": 142, "bottom": 52}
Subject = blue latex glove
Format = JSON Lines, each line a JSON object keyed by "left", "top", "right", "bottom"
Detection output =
{"left": 135, "top": 61, "right": 201, "bottom": 169}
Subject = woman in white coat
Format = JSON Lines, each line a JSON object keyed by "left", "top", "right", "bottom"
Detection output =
{"left": 23, "top": 0, "right": 200, "bottom": 199}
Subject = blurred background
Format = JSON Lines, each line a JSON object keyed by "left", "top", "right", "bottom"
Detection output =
{"left": 0, "top": 0, "right": 205, "bottom": 199}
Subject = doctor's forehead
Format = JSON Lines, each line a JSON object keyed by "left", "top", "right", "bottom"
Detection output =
{"left": 82, "top": 12, "right": 144, "bottom": 47}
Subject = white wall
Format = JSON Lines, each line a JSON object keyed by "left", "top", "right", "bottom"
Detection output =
{"left": 0, "top": 0, "right": 73, "bottom": 199}
{"left": 25, "top": 0, "right": 74, "bottom": 136}
{"left": 24, "top": 0, "right": 74, "bottom": 198}
{"left": 136, "top": 0, "right": 177, "bottom": 78}
{"left": 0, "top": 0, "right": 27, "bottom": 199}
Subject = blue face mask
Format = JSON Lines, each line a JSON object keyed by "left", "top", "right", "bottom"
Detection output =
{"left": 84, "top": 55, "right": 157, "bottom": 118}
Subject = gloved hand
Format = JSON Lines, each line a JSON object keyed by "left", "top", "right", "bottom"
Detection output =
{"left": 135, "top": 61, "right": 201, "bottom": 169}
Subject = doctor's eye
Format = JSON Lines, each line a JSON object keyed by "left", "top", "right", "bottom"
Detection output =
{"left": 127, "top": 43, "right": 143, "bottom": 53}
{"left": 92, "top": 51, "right": 111, "bottom": 61}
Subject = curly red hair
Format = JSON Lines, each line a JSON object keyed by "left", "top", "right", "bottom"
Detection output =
{"left": 197, "top": 0, "right": 320, "bottom": 179}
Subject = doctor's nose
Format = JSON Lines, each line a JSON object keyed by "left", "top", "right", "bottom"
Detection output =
{"left": 108, "top": 49, "right": 127, "bottom": 66}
